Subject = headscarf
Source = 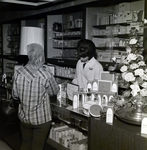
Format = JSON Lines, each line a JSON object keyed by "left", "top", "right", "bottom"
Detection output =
{"left": 25, "top": 43, "right": 45, "bottom": 74}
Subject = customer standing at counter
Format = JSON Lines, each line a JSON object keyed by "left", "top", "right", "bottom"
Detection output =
{"left": 72, "top": 39, "right": 103, "bottom": 91}
{"left": 12, "top": 43, "right": 59, "bottom": 150}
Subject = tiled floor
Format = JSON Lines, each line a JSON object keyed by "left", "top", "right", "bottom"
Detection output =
{"left": 0, "top": 107, "right": 56, "bottom": 150}
{"left": 0, "top": 107, "right": 21, "bottom": 150}
{"left": 0, "top": 140, "right": 13, "bottom": 150}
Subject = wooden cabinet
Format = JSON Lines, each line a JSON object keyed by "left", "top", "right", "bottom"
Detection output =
{"left": 88, "top": 117, "right": 147, "bottom": 150}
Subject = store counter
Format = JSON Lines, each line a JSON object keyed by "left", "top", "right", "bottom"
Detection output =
{"left": 88, "top": 116, "right": 147, "bottom": 150}
{"left": 50, "top": 102, "right": 89, "bottom": 131}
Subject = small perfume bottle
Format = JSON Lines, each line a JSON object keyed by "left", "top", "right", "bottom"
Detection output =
{"left": 86, "top": 93, "right": 92, "bottom": 102}
{"left": 2, "top": 73, "right": 7, "bottom": 87}
{"left": 111, "top": 73, "right": 118, "bottom": 93}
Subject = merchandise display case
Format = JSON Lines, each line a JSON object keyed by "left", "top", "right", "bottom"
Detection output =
{"left": 47, "top": 103, "right": 88, "bottom": 150}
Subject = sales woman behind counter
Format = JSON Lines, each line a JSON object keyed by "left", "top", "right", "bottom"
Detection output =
{"left": 72, "top": 39, "right": 103, "bottom": 91}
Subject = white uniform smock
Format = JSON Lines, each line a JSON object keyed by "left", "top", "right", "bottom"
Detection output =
{"left": 72, "top": 57, "right": 103, "bottom": 90}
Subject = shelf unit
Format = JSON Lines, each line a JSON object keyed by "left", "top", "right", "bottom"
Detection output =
{"left": 47, "top": 12, "right": 82, "bottom": 62}
{"left": 47, "top": 11, "right": 83, "bottom": 79}
{"left": 0, "top": 22, "right": 20, "bottom": 99}
{"left": 0, "top": 17, "right": 45, "bottom": 100}
{"left": 3, "top": 23, "right": 20, "bottom": 56}
{"left": 85, "top": 0, "right": 144, "bottom": 70}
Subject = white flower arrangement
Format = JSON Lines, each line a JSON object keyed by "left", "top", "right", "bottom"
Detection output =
{"left": 110, "top": 19, "right": 147, "bottom": 110}
{"left": 119, "top": 23, "right": 147, "bottom": 106}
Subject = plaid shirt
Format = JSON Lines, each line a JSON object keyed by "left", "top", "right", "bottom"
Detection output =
{"left": 12, "top": 64, "right": 59, "bottom": 125}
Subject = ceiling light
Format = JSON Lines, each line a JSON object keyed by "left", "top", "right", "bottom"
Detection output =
{"left": 0, "top": 0, "right": 49, "bottom": 6}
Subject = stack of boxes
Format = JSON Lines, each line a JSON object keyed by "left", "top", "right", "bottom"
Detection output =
{"left": 49, "top": 123, "right": 87, "bottom": 150}
{"left": 92, "top": 1, "right": 144, "bottom": 63}
{"left": 95, "top": 2, "right": 144, "bottom": 25}
{"left": 66, "top": 15, "right": 83, "bottom": 29}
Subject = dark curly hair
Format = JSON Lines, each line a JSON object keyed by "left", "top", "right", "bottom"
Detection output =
{"left": 77, "top": 39, "right": 97, "bottom": 59}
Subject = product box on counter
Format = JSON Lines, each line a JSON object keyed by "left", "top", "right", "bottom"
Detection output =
{"left": 98, "top": 80, "right": 112, "bottom": 92}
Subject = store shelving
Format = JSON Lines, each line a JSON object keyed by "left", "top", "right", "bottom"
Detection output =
{"left": 47, "top": 11, "right": 83, "bottom": 78}
{"left": 85, "top": 0, "right": 144, "bottom": 70}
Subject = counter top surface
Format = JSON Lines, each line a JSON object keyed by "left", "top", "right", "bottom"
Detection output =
{"left": 51, "top": 102, "right": 89, "bottom": 118}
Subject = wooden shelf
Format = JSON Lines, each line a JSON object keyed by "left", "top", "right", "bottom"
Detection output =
{"left": 47, "top": 138, "right": 69, "bottom": 150}
{"left": 92, "top": 23, "right": 130, "bottom": 29}
{"left": 47, "top": 58, "right": 77, "bottom": 67}
{"left": 55, "top": 75, "right": 73, "bottom": 80}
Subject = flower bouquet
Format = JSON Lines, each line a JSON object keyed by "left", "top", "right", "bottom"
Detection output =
{"left": 110, "top": 21, "right": 147, "bottom": 124}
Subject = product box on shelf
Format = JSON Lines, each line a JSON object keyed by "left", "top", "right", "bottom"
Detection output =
{"left": 119, "top": 2, "right": 131, "bottom": 12}
{"left": 61, "top": 135, "right": 73, "bottom": 148}
{"left": 70, "top": 138, "right": 88, "bottom": 150}
{"left": 49, "top": 124, "right": 88, "bottom": 149}
{"left": 130, "top": 0, "right": 144, "bottom": 11}
{"left": 122, "top": 11, "right": 133, "bottom": 23}
{"left": 49, "top": 125, "right": 69, "bottom": 141}
{"left": 75, "top": 18, "right": 83, "bottom": 28}
{"left": 97, "top": 51, "right": 112, "bottom": 62}
{"left": 113, "top": 14, "right": 118, "bottom": 24}
{"left": 117, "top": 12, "right": 123, "bottom": 23}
